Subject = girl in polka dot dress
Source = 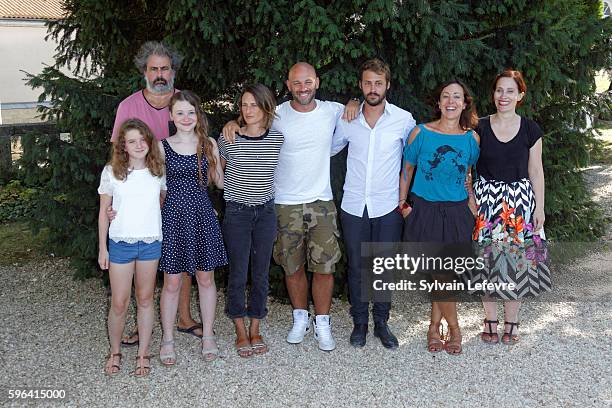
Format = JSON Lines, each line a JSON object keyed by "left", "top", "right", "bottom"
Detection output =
{"left": 158, "top": 90, "right": 227, "bottom": 365}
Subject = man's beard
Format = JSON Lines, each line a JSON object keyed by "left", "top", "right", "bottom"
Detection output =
{"left": 365, "top": 91, "right": 386, "bottom": 106}
{"left": 291, "top": 90, "right": 316, "bottom": 106}
{"left": 145, "top": 74, "right": 175, "bottom": 94}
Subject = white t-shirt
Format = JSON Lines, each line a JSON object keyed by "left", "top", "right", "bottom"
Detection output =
{"left": 272, "top": 100, "right": 343, "bottom": 205}
{"left": 97, "top": 164, "right": 166, "bottom": 243}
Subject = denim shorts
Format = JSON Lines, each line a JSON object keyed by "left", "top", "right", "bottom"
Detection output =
{"left": 109, "top": 239, "right": 162, "bottom": 264}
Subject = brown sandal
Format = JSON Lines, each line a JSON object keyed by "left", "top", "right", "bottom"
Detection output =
{"left": 104, "top": 352, "right": 122, "bottom": 376}
{"left": 426, "top": 324, "right": 444, "bottom": 353}
{"left": 502, "top": 322, "right": 520, "bottom": 344}
{"left": 481, "top": 319, "right": 499, "bottom": 344}
{"left": 445, "top": 326, "right": 462, "bottom": 355}
{"left": 250, "top": 334, "right": 268, "bottom": 355}
{"left": 132, "top": 355, "right": 152, "bottom": 377}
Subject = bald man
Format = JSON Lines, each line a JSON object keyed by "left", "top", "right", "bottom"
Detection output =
{"left": 223, "top": 63, "right": 358, "bottom": 352}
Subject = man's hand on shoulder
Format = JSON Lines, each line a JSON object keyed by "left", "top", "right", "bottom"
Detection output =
{"left": 222, "top": 120, "right": 240, "bottom": 143}
{"left": 106, "top": 206, "right": 117, "bottom": 221}
{"left": 342, "top": 99, "right": 360, "bottom": 122}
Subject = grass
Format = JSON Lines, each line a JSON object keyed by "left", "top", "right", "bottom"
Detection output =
{"left": 0, "top": 221, "right": 49, "bottom": 266}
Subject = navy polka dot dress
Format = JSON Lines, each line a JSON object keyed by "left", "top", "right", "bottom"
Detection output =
{"left": 160, "top": 139, "right": 228, "bottom": 274}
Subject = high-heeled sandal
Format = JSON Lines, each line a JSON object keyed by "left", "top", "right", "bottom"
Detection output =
{"left": 445, "top": 325, "right": 462, "bottom": 355}
{"left": 132, "top": 355, "right": 152, "bottom": 377}
{"left": 502, "top": 322, "right": 520, "bottom": 344}
{"left": 159, "top": 339, "right": 176, "bottom": 366}
{"left": 426, "top": 324, "right": 444, "bottom": 353}
{"left": 201, "top": 335, "right": 219, "bottom": 362}
{"left": 481, "top": 319, "right": 499, "bottom": 344}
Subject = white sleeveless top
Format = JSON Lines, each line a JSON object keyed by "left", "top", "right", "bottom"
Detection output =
{"left": 98, "top": 164, "right": 166, "bottom": 243}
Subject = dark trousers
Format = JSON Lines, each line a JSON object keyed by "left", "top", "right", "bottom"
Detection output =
{"left": 341, "top": 207, "right": 403, "bottom": 324}
{"left": 223, "top": 200, "right": 277, "bottom": 319}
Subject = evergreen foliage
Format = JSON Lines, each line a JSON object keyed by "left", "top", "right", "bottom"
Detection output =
{"left": 22, "top": 1, "right": 611, "bottom": 295}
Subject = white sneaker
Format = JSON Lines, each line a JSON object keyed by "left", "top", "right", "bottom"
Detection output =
{"left": 313, "top": 315, "right": 336, "bottom": 351}
{"left": 287, "top": 309, "right": 312, "bottom": 344}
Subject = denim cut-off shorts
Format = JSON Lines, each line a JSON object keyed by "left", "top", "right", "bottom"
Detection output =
{"left": 109, "top": 239, "right": 162, "bottom": 264}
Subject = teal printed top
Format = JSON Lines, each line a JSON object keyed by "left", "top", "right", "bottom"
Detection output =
{"left": 403, "top": 124, "right": 480, "bottom": 202}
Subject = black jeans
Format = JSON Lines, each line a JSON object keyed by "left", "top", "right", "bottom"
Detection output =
{"left": 223, "top": 199, "right": 277, "bottom": 319}
{"left": 341, "top": 207, "right": 403, "bottom": 324}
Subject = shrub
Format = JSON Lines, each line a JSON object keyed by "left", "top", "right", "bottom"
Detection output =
{"left": 0, "top": 180, "right": 39, "bottom": 222}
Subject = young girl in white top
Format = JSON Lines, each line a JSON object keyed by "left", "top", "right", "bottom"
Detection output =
{"left": 98, "top": 118, "right": 166, "bottom": 377}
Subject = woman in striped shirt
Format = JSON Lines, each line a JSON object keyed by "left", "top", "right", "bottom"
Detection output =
{"left": 218, "top": 83, "right": 284, "bottom": 357}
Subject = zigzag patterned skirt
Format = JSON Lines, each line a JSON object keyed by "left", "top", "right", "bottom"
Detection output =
{"left": 469, "top": 176, "right": 551, "bottom": 299}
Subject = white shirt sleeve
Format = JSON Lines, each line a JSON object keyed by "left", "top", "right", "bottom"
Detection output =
{"left": 402, "top": 113, "right": 417, "bottom": 145}
{"left": 160, "top": 172, "right": 167, "bottom": 191}
{"left": 331, "top": 117, "right": 348, "bottom": 156}
{"left": 328, "top": 101, "right": 345, "bottom": 121}
{"left": 97, "top": 165, "right": 114, "bottom": 196}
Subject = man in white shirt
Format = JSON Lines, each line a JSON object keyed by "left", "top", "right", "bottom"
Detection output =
{"left": 223, "top": 63, "right": 358, "bottom": 351}
{"left": 332, "top": 58, "right": 416, "bottom": 349}
{"left": 272, "top": 63, "right": 346, "bottom": 352}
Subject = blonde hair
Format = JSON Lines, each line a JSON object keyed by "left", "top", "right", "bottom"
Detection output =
{"left": 110, "top": 118, "right": 164, "bottom": 180}
{"left": 169, "top": 91, "right": 218, "bottom": 186}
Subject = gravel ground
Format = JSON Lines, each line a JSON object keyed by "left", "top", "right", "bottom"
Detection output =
{"left": 1, "top": 253, "right": 610, "bottom": 407}
{"left": 1, "top": 164, "right": 611, "bottom": 407}
{"left": 584, "top": 163, "right": 612, "bottom": 239}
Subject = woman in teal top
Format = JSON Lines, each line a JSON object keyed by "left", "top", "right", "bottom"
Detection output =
{"left": 399, "top": 79, "right": 480, "bottom": 355}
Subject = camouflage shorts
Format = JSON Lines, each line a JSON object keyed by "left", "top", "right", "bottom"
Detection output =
{"left": 273, "top": 200, "right": 341, "bottom": 275}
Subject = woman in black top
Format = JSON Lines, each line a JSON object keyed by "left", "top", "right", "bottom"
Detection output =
{"left": 469, "top": 70, "right": 550, "bottom": 345}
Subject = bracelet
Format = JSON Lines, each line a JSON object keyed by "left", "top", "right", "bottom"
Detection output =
{"left": 396, "top": 200, "right": 411, "bottom": 215}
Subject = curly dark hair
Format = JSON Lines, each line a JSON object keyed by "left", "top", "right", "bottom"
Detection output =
{"left": 431, "top": 79, "right": 478, "bottom": 130}
{"left": 133, "top": 41, "right": 183, "bottom": 73}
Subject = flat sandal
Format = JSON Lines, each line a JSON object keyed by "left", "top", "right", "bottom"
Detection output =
{"left": 201, "top": 335, "right": 219, "bottom": 362}
{"left": 250, "top": 334, "right": 268, "bottom": 355}
{"left": 132, "top": 355, "right": 152, "bottom": 378}
{"left": 104, "top": 352, "right": 122, "bottom": 376}
{"left": 235, "top": 337, "right": 253, "bottom": 358}
{"left": 159, "top": 339, "right": 176, "bottom": 366}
